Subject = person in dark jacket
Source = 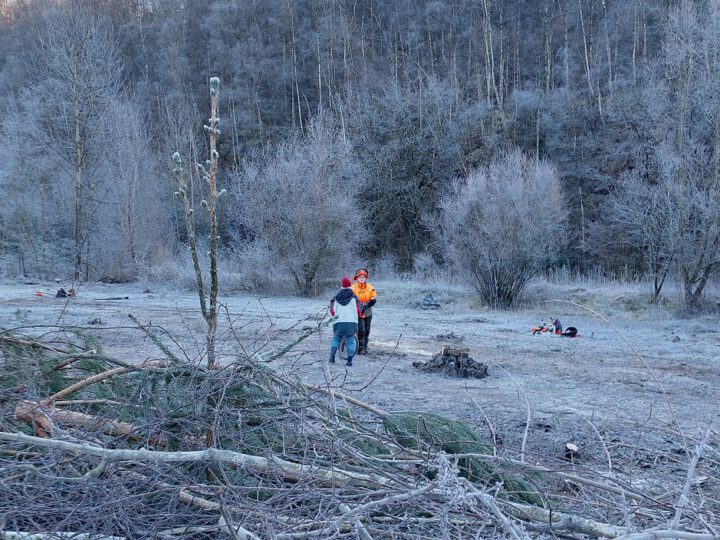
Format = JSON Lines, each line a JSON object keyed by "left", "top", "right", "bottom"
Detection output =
{"left": 328, "top": 276, "right": 362, "bottom": 366}
{"left": 550, "top": 317, "right": 562, "bottom": 335}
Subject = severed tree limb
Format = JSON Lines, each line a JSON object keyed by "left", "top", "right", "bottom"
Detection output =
{"left": 304, "top": 384, "right": 389, "bottom": 418}
{"left": 499, "top": 500, "right": 627, "bottom": 538}
{"left": 128, "top": 314, "right": 182, "bottom": 363}
{"left": 612, "top": 532, "right": 717, "bottom": 540}
{"left": 258, "top": 326, "right": 317, "bottom": 362}
{"left": 43, "top": 366, "right": 131, "bottom": 405}
{"left": 178, "top": 489, "right": 336, "bottom": 531}
{"left": 460, "top": 478, "right": 528, "bottom": 540}
{"left": 14, "top": 401, "right": 167, "bottom": 445}
{"left": 217, "top": 516, "right": 261, "bottom": 540}
{"left": 669, "top": 428, "right": 710, "bottom": 531}
{"left": 1, "top": 533, "right": 125, "bottom": 540}
{"left": 0, "top": 335, "right": 69, "bottom": 354}
{"left": 338, "top": 503, "right": 373, "bottom": 540}
{"left": 0, "top": 431, "right": 396, "bottom": 487}
{"left": 155, "top": 525, "right": 227, "bottom": 539}
{"left": 53, "top": 399, "right": 127, "bottom": 407}
{"left": 42, "top": 357, "right": 171, "bottom": 406}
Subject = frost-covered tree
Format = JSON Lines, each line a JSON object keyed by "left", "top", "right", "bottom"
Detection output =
{"left": 229, "top": 115, "right": 365, "bottom": 294}
{"left": 0, "top": 96, "right": 70, "bottom": 278}
{"left": 92, "top": 100, "right": 175, "bottom": 281}
{"left": 609, "top": 0, "right": 720, "bottom": 310}
{"left": 28, "top": 4, "right": 123, "bottom": 281}
{"left": 435, "top": 149, "right": 567, "bottom": 308}
{"left": 345, "top": 80, "right": 465, "bottom": 270}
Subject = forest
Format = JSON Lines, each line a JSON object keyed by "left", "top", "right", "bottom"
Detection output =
{"left": 1, "top": 0, "right": 720, "bottom": 309}
{"left": 2, "top": 2, "right": 720, "bottom": 538}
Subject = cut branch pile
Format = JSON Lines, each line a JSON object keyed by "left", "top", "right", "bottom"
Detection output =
{"left": 1, "top": 324, "right": 717, "bottom": 539}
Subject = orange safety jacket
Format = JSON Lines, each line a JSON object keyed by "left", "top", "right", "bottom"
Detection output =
{"left": 351, "top": 282, "right": 377, "bottom": 318}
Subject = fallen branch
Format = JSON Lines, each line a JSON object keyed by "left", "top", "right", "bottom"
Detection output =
{"left": 217, "top": 516, "right": 262, "bottom": 540}
{"left": 42, "top": 358, "right": 169, "bottom": 406}
{"left": 14, "top": 401, "right": 166, "bottom": 445}
{"left": 500, "top": 500, "right": 626, "bottom": 538}
{"left": 304, "top": 384, "right": 389, "bottom": 418}
{"left": 1, "top": 532, "right": 125, "bottom": 540}
{"left": 128, "top": 314, "right": 181, "bottom": 363}
{"left": 0, "top": 335, "right": 68, "bottom": 354}
{"left": 43, "top": 366, "right": 131, "bottom": 406}
{"left": 670, "top": 428, "right": 710, "bottom": 530}
{"left": 612, "top": 531, "right": 717, "bottom": 540}
{"left": 0, "top": 431, "right": 397, "bottom": 487}
{"left": 338, "top": 503, "right": 373, "bottom": 540}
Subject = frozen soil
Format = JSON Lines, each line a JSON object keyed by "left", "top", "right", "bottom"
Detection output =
{"left": 3, "top": 279, "right": 719, "bottom": 500}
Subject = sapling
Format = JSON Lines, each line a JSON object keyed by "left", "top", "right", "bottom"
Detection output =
{"left": 172, "top": 76, "right": 223, "bottom": 370}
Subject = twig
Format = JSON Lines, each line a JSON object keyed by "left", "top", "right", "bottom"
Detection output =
{"left": 460, "top": 478, "right": 528, "bottom": 540}
{"left": 586, "top": 416, "right": 613, "bottom": 473}
{"left": 128, "top": 313, "right": 182, "bottom": 363}
{"left": 669, "top": 427, "right": 710, "bottom": 530}
{"left": 486, "top": 359, "right": 532, "bottom": 462}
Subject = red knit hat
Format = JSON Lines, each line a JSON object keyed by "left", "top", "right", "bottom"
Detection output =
{"left": 341, "top": 276, "right": 352, "bottom": 288}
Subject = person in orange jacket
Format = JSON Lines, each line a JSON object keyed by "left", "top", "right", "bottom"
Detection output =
{"left": 351, "top": 268, "right": 377, "bottom": 354}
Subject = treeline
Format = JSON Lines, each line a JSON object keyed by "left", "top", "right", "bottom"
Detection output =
{"left": 1, "top": 0, "right": 719, "bottom": 308}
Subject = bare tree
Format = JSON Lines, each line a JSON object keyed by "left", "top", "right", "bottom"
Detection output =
{"left": 92, "top": 100, "right": 175, "bottom": 281}
{"left": 28, "top": 3, "right": 123, "bottom": 282}
{"left": 608, "top": 166, "right": 675, "bottom": 301}
{"left": 609, "top": 0, "right": 720, "bottom": 310}
{"left": 434, "top": 149, "right": 567, "bottom": 308}
{"left": 0, "top": 96, "right": 63, "bottom": 278}
{"left": 229, "top": 114, "right": 364, "bottom": 295}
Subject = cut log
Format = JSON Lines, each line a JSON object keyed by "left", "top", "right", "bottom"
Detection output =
{"left": 14, "top": 400, "right": 168, "bottom": 446}
{"left": 440, "top": 346, "right": 470, "bottom": 358}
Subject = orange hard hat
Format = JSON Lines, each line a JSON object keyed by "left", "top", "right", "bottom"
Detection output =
{"left": 354, "top": 268, "right": 368, "bottom": 280}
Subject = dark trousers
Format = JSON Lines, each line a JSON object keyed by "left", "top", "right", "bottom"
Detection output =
{"left": 358, "top": 316, "right": 372, "bottom": 351}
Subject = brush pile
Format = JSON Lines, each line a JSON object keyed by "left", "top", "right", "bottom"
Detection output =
{"left": 0, "top": 322, "right": 717, "bottom": 539}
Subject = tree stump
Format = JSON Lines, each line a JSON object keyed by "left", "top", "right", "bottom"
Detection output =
{"left": 413, "top": 347, "right": 488, "bottom": 379}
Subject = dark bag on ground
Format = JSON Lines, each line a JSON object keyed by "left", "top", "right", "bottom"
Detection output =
{"left": 562, "top": 326, "right": 578, "bottom": 338}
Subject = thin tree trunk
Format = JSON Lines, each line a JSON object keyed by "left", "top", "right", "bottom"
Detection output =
{"left": 74, "top": 100, "right": 83, "bottom": 283}
{"left": 207, "top": 89, "right": 219, "bottom": 368}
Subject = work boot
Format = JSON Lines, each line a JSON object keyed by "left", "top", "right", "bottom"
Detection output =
{"left": 328, "top": 347, "right": 337, "bottom": 364}
{"left": 346, "top": 356, "right": 353, "bottom": 367}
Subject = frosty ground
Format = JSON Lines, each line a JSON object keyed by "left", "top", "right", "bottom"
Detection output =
{"left": 2, "top": 278, "right": 718, "bottom": 478}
